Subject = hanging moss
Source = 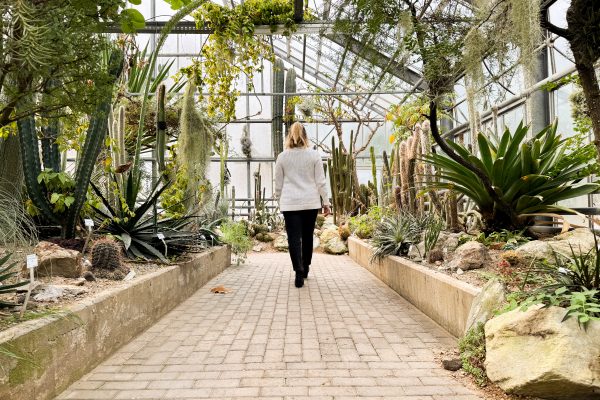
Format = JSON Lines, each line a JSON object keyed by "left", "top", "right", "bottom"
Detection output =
{"left": 178, "top": 82, "right": 215, "bottom": 212}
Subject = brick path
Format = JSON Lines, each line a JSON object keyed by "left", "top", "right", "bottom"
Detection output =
{"left": 57, "top": 252, "right": 481, "bottom": 400}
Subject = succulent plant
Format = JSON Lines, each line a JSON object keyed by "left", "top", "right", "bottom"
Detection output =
{"left": 91, "top": 238, "right": 122, "bottom": 271}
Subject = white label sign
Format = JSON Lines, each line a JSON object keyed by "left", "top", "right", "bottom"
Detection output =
{"left": 84, "top": 219, "right": 94, "bottom": 228}
{"left": 157, "top": 233, "right": 165, "bottom": 240}
{"left": 26, "top": 254, "right": 38, "bottom": 269}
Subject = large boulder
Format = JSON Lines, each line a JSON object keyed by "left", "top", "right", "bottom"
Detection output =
{"left": 31, "top": 241, "right": 82, "bottom": 278}
{"left": 448, "top": 241, "right": 488, "bottom": 270}
{"left": 485, "top": 305, "right": 600, "bottom": 399}
{"left": 513, "top": 228, "right": 596, "bottom": 263}
{"left": 465, "top": 279, "right": 506, "bottom": 332}
{"left": 320, "top": 228, "right": 347, "bottom": 255}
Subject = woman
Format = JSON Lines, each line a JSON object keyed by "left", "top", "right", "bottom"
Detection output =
{"left": 274, "top": 122, "right": 331, "bottom": 288}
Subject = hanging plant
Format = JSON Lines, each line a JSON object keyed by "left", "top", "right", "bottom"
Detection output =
{"left": 187, "top": 0, "right": 299, "bottom": 121}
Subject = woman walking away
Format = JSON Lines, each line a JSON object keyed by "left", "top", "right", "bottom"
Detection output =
{"left": 274, "top": 122, "right": 331, "bottom": 288}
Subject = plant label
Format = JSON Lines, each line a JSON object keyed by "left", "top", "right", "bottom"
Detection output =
{"left": 26, "top": 254, "right": 38, "bottom": 269}
{"left": 84, "top": 219, "right": 94, "bottom": 228}
{"left": 157, "top": 233, "right": 165, "bottom": 240}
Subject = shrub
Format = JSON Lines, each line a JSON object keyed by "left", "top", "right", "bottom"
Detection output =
{"left": 423, "top": 122, "right": 600, "bottom": 231}
{"left": 458, "top": 323, "right": 488, "bottom": 387}
{"left": 220, "top": 220, "right": 253, "bottom": 265}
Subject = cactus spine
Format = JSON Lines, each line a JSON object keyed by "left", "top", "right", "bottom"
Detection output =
{"left": 284, "top": 68, "right": 296, "bottom": 136}
{"left": 156, "top": 83, "right": 167, "bottom": 174}
{"left": 272, "top": 59, "right": 285, "bottom": 156}
{"left": 18, "top": 50, "right": 124, "bottom": 238}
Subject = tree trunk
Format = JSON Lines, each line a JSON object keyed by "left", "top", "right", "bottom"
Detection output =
{"left": 575, "top": 61, "right": 600, "bottom": 161}
{"left": 0, "top": 133, "right": 23, "bottom": 199}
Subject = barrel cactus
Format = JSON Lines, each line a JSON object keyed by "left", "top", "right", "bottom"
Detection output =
{"left": 91, "top": 239, "right": 122, "bottom": 271}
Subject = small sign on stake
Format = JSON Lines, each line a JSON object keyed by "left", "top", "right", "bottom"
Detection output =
{"left": 157, "top": 233, "right": 165, "bottom": 240}
{"left": 84, "top": 219, "right": 94, "bottom": 230}
{"left": 26, "top": 254, "right": 38, "bottom": 269}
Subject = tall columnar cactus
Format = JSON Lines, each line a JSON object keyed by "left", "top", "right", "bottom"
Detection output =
{"left": 369, "top": 146, "right": 379, "bottom": 206}
{"left": 110, "top": 105, "right": 127, "bottom": 170}
{"left": 327, "top": 133, "right": 354, "bottom": 225}
{"left": 156, "top": 83, "right": 167, "bottom": 174}
{"left": 381, "top": 150, "right": 392, "bottom": 206}
{"left": 41, "top": 119, "right": 61, "bottom": 173}
{"left": 272, "top": 59, "right": 285, "bottom": 157}
{"left": 17, "top": 49, "right": 124, "bottom": 238}
{"left": 284, "top": 68, "right": 297, "bottom": 136}
{"left": 399, "top": 141, "right": 408, "bottom": 209}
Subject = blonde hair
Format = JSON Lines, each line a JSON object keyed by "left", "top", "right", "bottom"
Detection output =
{"left": 285, "top": 122, "right": 309, "bottom": 149}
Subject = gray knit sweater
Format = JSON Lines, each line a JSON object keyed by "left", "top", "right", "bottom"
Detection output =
{"left": 274, "top": 148, "right": 330, "bottom": 212}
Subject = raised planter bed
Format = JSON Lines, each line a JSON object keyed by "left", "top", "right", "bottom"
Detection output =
{"left": 0, "top": 245, "right": 231, "bottom": 400}
{"left": 348, "top": 237, "right": 480, "bottom": 337}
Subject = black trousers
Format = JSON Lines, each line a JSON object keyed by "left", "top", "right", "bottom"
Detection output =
{"left": 282, "top": 209, "right": 319, "bottom": 272}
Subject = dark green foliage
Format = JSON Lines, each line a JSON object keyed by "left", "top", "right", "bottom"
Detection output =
{"left": 423, "top": 122, "right": 600, "bottom": 231}
{"left": 0, "top": 253, "right": 29, "bottom": 308}
{"left": 17, "top": 49, "right": 124, "bottom": 238}
{"left": 91, "top": 180, "right": 221, "bottom": 263}
{"left": 458, "top": 323, "right": 488, "bottom": 387}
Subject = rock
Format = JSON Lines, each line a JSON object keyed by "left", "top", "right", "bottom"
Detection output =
{"left": 448, "top": 241, "right": 488, "bottom": 271}
{"left": 320, "top": 228, "right": 348, "bottom": 255}
{"left": 314, "top": 229, "right": 322, "bottom": 237}
{"left": 33, "top": 284, "right": 88, "bottom": 302}
{"left": 456, "top": 268, "right": 464, "bottom": 275}
{"left": 427, "top": 249, "right": 444, "bottom": 263}
{"left": 123, "top": 269, "right": 136, "bottom": 281}
{"left": 83, "top": 271, "right": 96, "bottom": 281}
{"left": 74, "top": 278, "right": 86, "bottom": 286}
{"left": 312, "top": 235, "right": 320, "bottom": 249}
{"left": 547, "top": 228, "right": 596, "bottom": 257}
{"left": 274, "top": 234, "right": 289, "bottom": 252}
{"left": 485, "top": 305, "right": 600, "bottom": 399}
{"left": 252, "top": 244, "right": 264, "bottom": 252}
{"left": 512, "top": 240, "right": 554, "bottom": 262}
{"left": 442, "top": 358, "right": 462, "bottom": 371}
{"left": 408, "top": 242, "right": 425, "bottom": 261}
{"left": 436, "top": 232, "right": 463, "bottom": 254}
{"left": 513, "top": 228, "right": 597, "bottom": 263}
{"left": 31, "top": 241, "right": 82, "bottom": 278}
{"left": 465, "top": 279, "right": 506, "bottom": 332}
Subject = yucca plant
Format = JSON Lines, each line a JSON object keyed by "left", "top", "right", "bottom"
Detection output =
{"left": 423, "top": 121, "right": 600, "bottom": 231}
{"left": 0, "top": 253, "right": 29, "bottom": 308}
{"left": 91, "top": 180, "right": 221, "bottom": 263}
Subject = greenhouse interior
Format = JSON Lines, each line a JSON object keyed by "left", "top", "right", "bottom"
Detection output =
{"left": 1, "top": 1, "right": 600, "bottom": 400}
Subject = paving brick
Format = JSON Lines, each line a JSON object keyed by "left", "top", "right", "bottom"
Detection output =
{"left": 56, "top": 253, "right": 481, "bottom": 400}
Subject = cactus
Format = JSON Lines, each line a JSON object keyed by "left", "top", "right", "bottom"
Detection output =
{"left": 272, "top": 59, "right": 285, "bottom": 156}
{"left": 446, "top": 190, "right": 460, "bottom": 232}
{"left": 369, "top": 146, "right": 379, "bottom": 206}
{"left": 328, "top": 133, "right": 355, "bottom": 224}
{"left": 399, "top": 141, "right": 408, "bottom": 209}
{"left": 381, "top": 150, "right": 392, "bottom": 206}
{"left": 91, "top": 239, "right": 122, "bottom": 271}
{"left": 284, "top": 68, "right": 296, "bottom": 136}
{"left": 17, "top": 49, "right": 124, "bottom": 238}
{"left": 231, "top": 185, "right": 236, "bottom": 219}
{"left": 156, "top": 83, "right": 167, "bottom": 174}
{"left": 110, "top": 105, "right": 127, "bottom": 170}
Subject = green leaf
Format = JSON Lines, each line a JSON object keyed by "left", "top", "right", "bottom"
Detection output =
{"left": 120, "top": 9, "right": 146, "bottom": 33}
{"left": 50, "top": 193, "right": 61, "bottom": 204}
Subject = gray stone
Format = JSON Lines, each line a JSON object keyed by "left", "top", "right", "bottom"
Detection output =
{"left": 408, "top": 242, "right": 425, "bottom": 261}
{"left": 274, "top": 234, "right": 289, "bottom": 252}
{"left": 436, "top": 232, "right": 463, "bottom": 254}
{"left": 33, "top": 284, "right": 88, "bottom": 302}
{"left": 448, "top": 241, "right": 488, "bottom": 270}
{"left": 252, "top": 244, "right": 264, "bottom": 252}
{"left": 31, "top": 241, "right": 82, "bottom": 278}
{"left": 514, "top": 228, "right": 597, "bottom": 264}
{"left": 465, "top": 279, "right": 506, "bottom": 332}
{"left": 442, "top": 358, "right": 462, "bottom": 371}
{"left": 485, "top": 305, "right": 600, "bottom": 399}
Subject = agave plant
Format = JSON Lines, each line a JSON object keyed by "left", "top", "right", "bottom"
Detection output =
{"left": 0, "top": 253, "right": 29, "bottom": 308}
{"left": 423, "top": 122, "right": 600, "bottom": 231}
{"left": 370, "top": 212, "right": 423, "bottom": 261}
{"left": 91, "top": 180, "right": 221, "bottom": 263}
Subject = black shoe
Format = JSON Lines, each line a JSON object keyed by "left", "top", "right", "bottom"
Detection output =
{"left": 302, "top": 266, "right": 309, "bottom": 279}
{"left": 295, "top": 272, "right": 304, "bottom": 288}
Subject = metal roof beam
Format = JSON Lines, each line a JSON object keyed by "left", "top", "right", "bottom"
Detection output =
{"left": 324, "top": 33, "right": 427, "bottom": 90}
